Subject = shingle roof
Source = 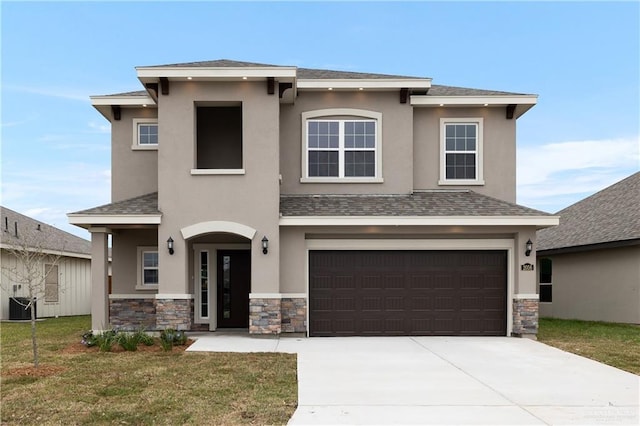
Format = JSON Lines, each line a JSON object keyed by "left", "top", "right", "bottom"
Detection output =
{"left": 537, "top": 172, "right": 640, "bottom": 251}
{"left": 280, "top": 191, "right": 549, "bottom": 217}
{"left": 70, "top": 192, "right": 160, "bottom": 215}
{"left": 105, "top": 90, "right": 149, "bottom": 97}
{"left": 428, "top": 84, "right": 528, "bottom": 96}
{"left": 141, "top": 59, "right": 286, "bottom": 68}
{"left": 297, "top": 67, "right": 424, "bottom": 80}
{"left": 0, "top": 207, "right": 91, "bottom": 256}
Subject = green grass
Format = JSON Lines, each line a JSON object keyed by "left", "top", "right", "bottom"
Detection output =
{"left": 1, "top": 316, "right": 298, "bottom": 425}
{"left": 538, "top": 318, "right": 640, "bottom": 375}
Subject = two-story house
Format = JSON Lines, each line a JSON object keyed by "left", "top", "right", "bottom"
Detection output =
{"left": 69, "top": 59, "right": 557, "bottom": 338}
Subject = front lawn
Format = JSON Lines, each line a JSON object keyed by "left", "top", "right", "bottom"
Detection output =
{"left": 538, "top": 318, "right": 640, "bottom": 375}
{"left": 0, "top": 316, "right": 298, "bottom": 425}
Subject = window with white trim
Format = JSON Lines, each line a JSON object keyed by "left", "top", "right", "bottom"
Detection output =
{"left": 44, "top": 264, "right": 59, "bottom": 303}
{"left": 440, "top": 118, "right": 484, "bottom": 185}
{"left": 132, "top": 119, "right": 158, "bottom": 150}
{"left": 302, "top": 109, "right": 382, "bottom": 182}
{"left": 137, "top": 247, "right": 159, "bottom": 288}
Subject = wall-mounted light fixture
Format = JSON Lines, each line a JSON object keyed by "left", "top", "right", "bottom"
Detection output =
{"left": 525, "top": 239, "right": 533, "bottom": 257}
{"left": 262, "top": 236, "right": 269, "bottom": 255}
{"left": 167, "top": 237, "right": 174, "bottom": 255}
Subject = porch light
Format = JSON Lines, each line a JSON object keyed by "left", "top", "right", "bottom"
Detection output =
{"left": 262, "top": 236, "right": 269, "bottom": 255}
{"left": 525, "top": 239, "right": 533, "bottom": 257}
{"left": 167, "top": 237, "right": 174, "bottom": 255}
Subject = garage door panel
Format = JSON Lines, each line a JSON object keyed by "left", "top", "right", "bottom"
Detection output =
{"left": 309, "top": 250, "right": 506, "bottom": 336}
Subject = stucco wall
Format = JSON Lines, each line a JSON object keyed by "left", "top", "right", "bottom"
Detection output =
{"left": 156, "top": 81, "right": 280, "bottom": 295}
{"left": 538, "top": 246, "right": 640, "bottom": 324}
{"left": 111, "top": 107, "right": 158, "bottom": 202}
{"left": 413, "top": 107, "right": 516, "bottom": 202}
{"left": 0, "top": 250, "right": 91, "bottom": 319}
{"left": 111, "top": 229, "right": 158, "bottom": 294}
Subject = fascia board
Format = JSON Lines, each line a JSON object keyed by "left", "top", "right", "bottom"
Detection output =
{"left": 136, "top": 67, "right": 298, "bottom": 79}
{"left": 1, "top": 244, "right": 91, "bottom": 259}
{"left": 90, "top": 96, "right": 156, "bottom": 107}
{"left": 410, "top": 95, "right": 538, "bottom": 106}
{"left": 298, "top": 79, "right": 432, "bottom": 89}
{"left": 67, "top": 214, "right": 162, "bottom": 225}
{"left": 279, "top": 216, "right": 560, "bottom": 227}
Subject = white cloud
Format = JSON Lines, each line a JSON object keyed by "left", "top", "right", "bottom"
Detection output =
{"left": 517, "top": 137, "right": 640, "bottom": 212}
{"left": 3, "top": 85, "right": 91, "bottom": 102}
{"left": 88, "top": 121, "right": 110, "bottom": 134}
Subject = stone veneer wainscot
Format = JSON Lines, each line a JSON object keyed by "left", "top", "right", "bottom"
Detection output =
{"left": 512, "top": 298, "right": 539, "bottom": 338}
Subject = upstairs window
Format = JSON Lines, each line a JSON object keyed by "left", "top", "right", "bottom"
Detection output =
{"left": 132, "top": 119, "right": 158, "bottom": 150}
{"left": 302, "top": 109, "right": 382, "bottom": 182}
{"left": 440, "top": 118, "right": 484, "bottom": 185}
{"left": 193, "top": 105, "right": 244, "bottom": 174}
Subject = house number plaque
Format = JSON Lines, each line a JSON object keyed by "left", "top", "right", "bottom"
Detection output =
{"left": 521, "top": 263, "right": 534, "bottom": 271}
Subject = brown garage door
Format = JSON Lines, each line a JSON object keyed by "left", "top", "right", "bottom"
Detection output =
{"left": 309, "top": 250, "right": 507, "bottom": 336}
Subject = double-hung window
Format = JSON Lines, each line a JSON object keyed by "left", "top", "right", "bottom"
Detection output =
{"left": 302, "top": 109, "right": 382, "bottom": 182}
{"left": 137, "top": 247, "right": 159, "bottom": 289}
{"left": 440, "top": 118, "right": 484, "bottom": 185}
{"left": 132, "top": 119, "right": 158, "bottom": 150}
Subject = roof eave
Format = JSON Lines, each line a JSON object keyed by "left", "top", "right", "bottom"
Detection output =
{"left": 90, "top": 95, "right": 156, "bottom": 121}
{"left": 279, "top": 215, "right": 559, "bottom": 227}
{"left": 297, "top": 78, "right": 432, "bottom": 91}
{"left": 67, "top": 214, "right": 162, "bottom": 229}
{"left": 410, "top": 95, "right": 538, "bottom": 118}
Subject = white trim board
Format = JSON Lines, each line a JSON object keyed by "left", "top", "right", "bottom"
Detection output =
{"left": 280, "top": 216, "right": 559, "bottom": 227}
{"left": 68, "top": 214, "right": 162, "bottom": 225}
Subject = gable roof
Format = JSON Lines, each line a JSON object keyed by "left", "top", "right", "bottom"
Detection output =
{"left": 0, "top": 206, "right": 91, "bottom": 257}
{"left": 537, "top": 172, "right": 640, "bottom": 252}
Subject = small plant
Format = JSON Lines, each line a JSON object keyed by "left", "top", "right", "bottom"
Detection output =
{"left": 116, "top": 332, "right": 140, "bottom": 351}
{"left": 159, "top": 328, "right": 188, "bottom": 351}
{"left": 134, "top": 328, "right": 154, "bottom": 346}
{"left": 95, "top": 329, "right": 117, "bottom": 352}
{"left": 81, "top": 331, "right": 97, "bottom": 347}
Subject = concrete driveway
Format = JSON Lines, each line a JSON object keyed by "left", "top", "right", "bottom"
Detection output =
{"left": 187, "top": 335, "right": 639, "bottom": 425}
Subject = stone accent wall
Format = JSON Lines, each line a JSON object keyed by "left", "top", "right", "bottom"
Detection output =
{"left": 512, "top": 298, "right": 539, "bottom": 338}
{"left": 249, "top": 298, "right": 281, "bottom": 334}
{"left": 156, "top": 299, "right": 191, "bottom": 330}
{"left": 109, "top": 298, "right": 156, "bottom": 330}
{"left": 281, "top": 297, "right": 307, "bottom": 333}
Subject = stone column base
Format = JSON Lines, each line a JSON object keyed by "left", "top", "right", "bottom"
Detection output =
{"left": 156, "top": 299, "right": 191, "bottom": 330}
{"left": 249, "top": 298, "right": 281, "bottom": 334}
{"left": 512, "top": 298, "right": 539, "bottom": 338}
{"left": 281, "top": 297, "right": 307, "bottom": 333}
{"left": 109, "top": 298, "right": 156, "bottom": 330}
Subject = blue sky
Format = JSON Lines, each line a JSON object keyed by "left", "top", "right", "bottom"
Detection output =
{"left": 1, "top": 1, "right": 639, "bottom": 239}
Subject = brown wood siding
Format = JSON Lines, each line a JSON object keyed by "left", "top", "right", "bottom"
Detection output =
{"left": 309, "top": 250, "right": 507, "bottom": 336}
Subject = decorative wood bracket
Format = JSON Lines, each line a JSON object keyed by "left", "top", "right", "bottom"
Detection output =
{"left": 145, "top": 83, "right": 159, "bottom": 102}
{"left": 279, "top": 82, "right": 293, "bottom": 98}
{"left": 267, "top": 77, "right": 275, "bottom": 95}
{"left": 160, "top": 77, "right": 170, "bottom": 96}
{"left": 111, "top": 105, "right": 121, "bottom": 121}
{"left": 506, "top": 104, "right": 516, "bottom": 119}
{"left": 400, "top": 88, "right": 409, "bottom": 104}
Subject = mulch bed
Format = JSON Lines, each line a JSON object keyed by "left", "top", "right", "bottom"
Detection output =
{"left": 3, "top": 340, "right": 195, "bottom": 379}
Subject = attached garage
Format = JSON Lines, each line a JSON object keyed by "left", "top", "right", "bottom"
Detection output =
{"left": 309, "top": 250, "right": 507, "bottom": 337}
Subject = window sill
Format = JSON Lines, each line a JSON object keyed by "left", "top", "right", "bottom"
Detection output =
{"left": 300, "top": 177, "right": 384, "bottom": 184}
{"left": 135, "top": 285, "right": 159, "bottom": 291}
{"left": 438, "top": 179, "right": 485, "bottom": 186}
{"left": 191, "top": 169, "right": 245, "bottom": 175}
{"left": 131, "top": 145, "right": 158, "bottom": 151}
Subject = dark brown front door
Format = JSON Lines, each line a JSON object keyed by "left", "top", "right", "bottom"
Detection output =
{"left": 309, "top": 250, "right": 507, "bottom": 337}
{"left": 217, "top": 250, "right": 250, "bottom": 328}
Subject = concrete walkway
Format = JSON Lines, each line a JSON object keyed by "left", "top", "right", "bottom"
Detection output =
{"left": 187, "top": 335, "right": 639, "bottom": 425}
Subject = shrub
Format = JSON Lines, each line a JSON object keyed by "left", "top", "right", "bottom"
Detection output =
{"left": 134, "top": 328, "right": 154, "bottom": 346}
{"left": 116, "top": 332, "right": 140, "bottom": 351}
{"left": 81, "top": 331, "right": 97, "bottom": 347}
{"left": 160, "top": 328, "right": 188, "bottom": 351}
{"left": 96, "top": 330, "right": 117, "bottom": 352}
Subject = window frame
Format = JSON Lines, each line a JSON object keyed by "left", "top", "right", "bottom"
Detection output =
{"left": 539, "top": 258, "right": 552, "bottom": 303}
{"left": 44, "top": 264, "right": 59, "bottom": 303}
{"left": 301, "top": 109, "right": 383, "bottom": 183}
{"left": 132, "top": 118, "right": 158, "bottom": 150}
{"left": 439, "top": 117, "right": 484, "bottom": 185}
{"left": 136, "top": 247, "right": 159, "bottom": 290}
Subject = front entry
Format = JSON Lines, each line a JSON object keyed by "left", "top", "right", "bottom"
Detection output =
{"left": 216, "top": 250, "right": 250, "bottom": 328}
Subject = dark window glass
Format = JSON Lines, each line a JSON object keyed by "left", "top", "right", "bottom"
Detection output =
{"left": 540, "top": 258, "right": 552, "bottom": 283}
{"left": 309, "top": 151, "right": 339, "bottom": 177}
{"left": 445, "top": 153, "right": 476, "bottom": 179}
{"left": 540, "top": 284, "right": 552, "bottom": 303}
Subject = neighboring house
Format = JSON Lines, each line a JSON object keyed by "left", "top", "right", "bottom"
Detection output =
{"left": 1, "top": 207, "right": 92, "bottom": 320}
{"left": 537, "top": 172, "right": 640, "bottom": 324}
{"left": 69, "top": 59, "right": 558, "bottom": 337}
